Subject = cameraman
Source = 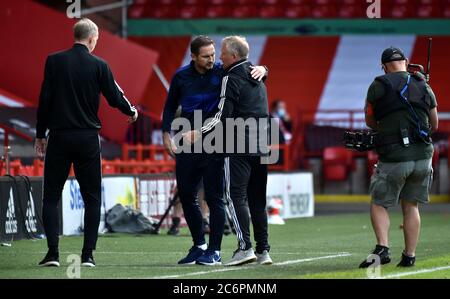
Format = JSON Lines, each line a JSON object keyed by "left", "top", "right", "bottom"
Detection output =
{"left": 360, "top": 47, "right": 438, "bottom": 268}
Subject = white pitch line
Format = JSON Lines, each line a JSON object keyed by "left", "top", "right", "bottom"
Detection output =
{"left": 149, "top": 252, "right": 351, "bottom": 279}
{"left": 274, "top": 252, "right": 351, "bottom": 266}
{"left": 38, "top": 251, "right": 343, "bottom": 255}
{"left": 382, "top": 265, "right": 450, "bottom": 279}
{"left": 38, "top": 251, "right": 187, "bottom": 255}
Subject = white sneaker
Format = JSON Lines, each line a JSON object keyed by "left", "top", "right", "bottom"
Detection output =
{"left": 256, "top": 250, "right": 273, "bottom": 265}
{"left": 225, "top": 248, "right": 257, "bottom": 266}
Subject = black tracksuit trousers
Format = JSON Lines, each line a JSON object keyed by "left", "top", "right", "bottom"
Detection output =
{"left": 43, "top": 130, "right": 101, "bottom": 252}
{"left": 176, "top": 153, "right": 225, "bottom": 251}
{"left": 225, "top": 156, "right": 270, "bottom": 254}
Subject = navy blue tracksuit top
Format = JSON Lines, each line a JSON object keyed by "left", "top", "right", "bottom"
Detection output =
{"left": 162, "top": 61, "right": 224, "bottom": 133}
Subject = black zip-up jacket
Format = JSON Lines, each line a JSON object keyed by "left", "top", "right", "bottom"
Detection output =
{"left": 201, "top": 59, "right": 269, "bottom": 156}
{"left": 36, "top": 43, "right": 136, "bottom": 138}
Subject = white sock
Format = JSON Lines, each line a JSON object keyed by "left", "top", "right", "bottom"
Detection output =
{"left": 197, "top": 244, "right": 207, "bottom": 250}
{"left": 215, "top": 251, "right": 220, "bottom": 256}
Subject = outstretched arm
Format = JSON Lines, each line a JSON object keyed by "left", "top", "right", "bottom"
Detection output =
{"left": 100, "top": 62, "right": 137, "bottom": 121}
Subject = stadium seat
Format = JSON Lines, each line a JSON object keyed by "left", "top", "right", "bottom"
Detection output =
{"left": 206, "top": 5, "right": 232, "bottom": 17}
{"left": 312, "top": 4, "right": 338, "bottom": 18}
{"left": 338, "top": 4, "right": 365, "bottom": 18}
{"left": 133, "top": 0, "right": 152, "bottom": 4}
{"left": 391, "top": 0, "right": 409, "bottom": 4}
{"left": 390, "top": 4, "right": 416, "bottom": 18}
{"left": 340, "top": 0, "right": 360, "bottom": 5}
{"left": 443, "top": 4, "right": 450, "bottom": 17}
{"left": 262, "top": 0, "right": 287, "bottom": 5}
{"left": 231, "top": 5, "right": 260, "bottom": 17}
{"left": 314, "top": 0, "right": 333, "bottom": 4}
{"left": 128, "top": 5, "right": 150, "bottom": 18}
{"left": 322, "top": 146, "right": 354, "bottom": 193}
{"left": 181, "top": 0, "right": 208, "bottom": 5}
{"left": 286, "top": 0, "right": 312, "bottom": 4}
{"left": 147, "top": 5, "right": 181, "bottom": 18}
{"left": 235, "top": 0, "right": 261, "bottom": 4}
{"left": 416, "top": 4, "right": 443, "bottom": 17}
{"left": 209, "top": 0, "right": 233, "bottom": 5}
{"left": 153, "top": 0, "right": 181, "bottom": 5}
{"left": 285, "top": 4, "right": 312, "bottom": 17}
{"left": 259, "top": 5, "right": 285, "bottom": 18}
{"left": 179, "top": 5, "right": 206, "bottom": 18}
{"left": 417, "top": 0, "right": 441, "bottom": 5}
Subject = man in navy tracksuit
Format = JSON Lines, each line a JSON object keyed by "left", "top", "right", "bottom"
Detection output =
{"left": 162, "top": 36, "right": 266, "bottom": 265}
{"left": 187, "top": 36, "right": 272, "bottom": 266}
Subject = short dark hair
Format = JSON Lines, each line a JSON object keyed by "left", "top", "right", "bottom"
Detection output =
{"left": 190, "top": 36, "right": 214, "bottom": 55}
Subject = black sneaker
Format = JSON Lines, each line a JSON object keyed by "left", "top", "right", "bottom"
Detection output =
{"left": 359, "top": 245, "right": 391, "bottom": 268}
{"left": 167, "top": 225, "right": 180, "bottom": 236}
{"left": 397, "top": 252, "right": 415, "bottom": 267}
{"left": 38, "top": 252, "right": 60, "bottom": 267}
{"left": 81, "top": 254, "right": 96, "bottom": 267}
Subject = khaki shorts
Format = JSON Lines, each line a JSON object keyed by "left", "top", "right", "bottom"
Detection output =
{"left": 369, "top": 158, "right": 433, "bottom": 208}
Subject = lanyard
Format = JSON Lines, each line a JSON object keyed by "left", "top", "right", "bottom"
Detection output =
{"left": 399, "top": 74, "right": 429, "bottom": 138}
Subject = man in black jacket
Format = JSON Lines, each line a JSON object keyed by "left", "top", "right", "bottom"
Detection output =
{"left": 186, "top": 36, "right": 272, "bottom": 266}
{"left": 35, "top": 18, "right": 138, "bottom": 267}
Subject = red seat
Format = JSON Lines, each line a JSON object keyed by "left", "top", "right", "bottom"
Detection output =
{"left": 231, "top": 5, "right": 260, "bottom": 17}
{"left": 445, "top": 4, "right": 450, "bottom": 17}
{"left": 389, "top": 4, "right": 416, "bottom": 18}
{"left": 418, "top": 0, "right": 442, "bottom": 5}
{"left": 262, "top": 0, "right": 287, "bottom": 4}
{"left": 209, "top": 0, "right": 233, "bottom": 5}
{"left": 133, "top": 0, "right": 152, "bottom": 4}
{"left": 338, "top": 4, "right": 365, "bottom": 18}
{"left": 391, "top": 0, "right": 409, "bottom": 4}
{"left": 153, "top": 0, "right": 181, "bottom": 4}
{"left": 181, "top": 0, "right": 208, "bottom": 5}
{"left": 286, "top": 0, "right": 312, "bottom": 5}
{"left": 128, "top": 5, "right": 151, "bottom": 18}
{"left": 235, "top": 0, "right": 260, "bottom": 4}
{"left": 417, "top": 4, "right": 443, "bottom": 17}
{"left": 206, "top": 5, "right": 232, "bottom": 17}
{"left": 322, "top": 146, "right": 354, "bottom": 193}
{"left": 148, "top": 5, "right": 181, "bottom": 18}
{"left": 340, "top": 0, "right": 360, "bottom": 5}
{"left": 179, "top": 5, "right": 206, "bottom": 18}
{"left": 259, "top": 5, "right": 285, "bottom": 18}
{"left": 312, "top": 4, "right": 338, "bottom": 18}
{"left": 314, "top": 0, "right": 333, "bottom": 4}
{"left": 285, "top": 4, "right": 312, "bottom": 17}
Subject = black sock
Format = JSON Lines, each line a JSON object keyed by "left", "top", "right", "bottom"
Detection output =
{"left": 172, "top": 217, "right": 180, "bottom": 227}
{"left": 82, "top": 248, "right": 93, "bottom": 257}
{"left": 48, "top": 246, "right": 59, "bottom": 255}
{"left": 375, "top": 244, "right": 389, "bottom": 250}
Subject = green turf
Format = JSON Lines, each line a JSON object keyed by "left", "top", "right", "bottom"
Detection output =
{"left": 1, "top": 212, "right": 450, "bottom": 279}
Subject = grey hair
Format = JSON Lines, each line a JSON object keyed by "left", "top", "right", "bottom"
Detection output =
{"left": 222, "top": 36, "right": 249, "bottom": 59}
{"left": 73, "top": 18, "right": 98, "bottom": 41}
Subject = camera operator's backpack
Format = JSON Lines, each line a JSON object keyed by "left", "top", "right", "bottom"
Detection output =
{"left": 106, "top": 204, "right": 157, "bottom": 234}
